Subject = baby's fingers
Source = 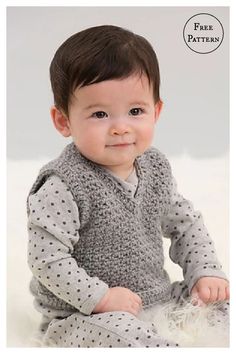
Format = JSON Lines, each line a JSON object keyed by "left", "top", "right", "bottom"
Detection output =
{"left": 198, "top": 287, "right": 211, "bottom": 304}
{"left": 133, "top": 293, "right": 143, "bottom": 306}
{"left": 209, "top": 286, "right": 218, "bottom": 303}
{"left": 190, "top": 288, "right": 205, "bottom": 306}
{"left": 226, "top": 286, "right": 230, "bottom": 300}
{"left": 130, "top": 301, "right": 142, "bottom": 316}
{"left": 217, "top": 286, "right": 227, "bottom": 302}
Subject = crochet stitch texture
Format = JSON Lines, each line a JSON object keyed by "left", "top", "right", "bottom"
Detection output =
{"left": 28, "top": 143, "right": 173, "bottom": 309}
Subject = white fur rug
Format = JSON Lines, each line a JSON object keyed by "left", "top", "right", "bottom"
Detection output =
{"left": 7, "top": 154, "right": 229, "bottom": 347}
{"left": 138, "top": 299, "right": 229, "bottom": 347}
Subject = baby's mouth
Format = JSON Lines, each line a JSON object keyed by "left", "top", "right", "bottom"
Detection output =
{"left": 106, "top": 142, "right": 135, "bottom": 148}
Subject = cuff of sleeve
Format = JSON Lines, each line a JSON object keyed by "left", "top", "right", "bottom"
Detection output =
{"left": 79, "top": 279, "right": 109, "bottom": 315}
{"left": 186, "top": 267, "right": 228, "bottom": 294}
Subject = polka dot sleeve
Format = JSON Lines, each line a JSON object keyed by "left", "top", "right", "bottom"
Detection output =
{"left": 161, "top": 177, "right": 228, "bottom": 293}
{"left": 27, "top": 175, "right": 109, "bottom": 315}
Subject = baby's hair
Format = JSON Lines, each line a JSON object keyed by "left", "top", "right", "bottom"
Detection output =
{"left": 50, "top": 25, "right": 161, "bottom": 116}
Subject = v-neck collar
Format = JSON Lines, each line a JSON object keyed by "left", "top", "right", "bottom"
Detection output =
{"left": 92, "top": 157, "right": 145, "bottom": 203}
{"left": 72, "top": 144, "right": 148, "bottom": 211}
{"left": 103, "top": 165, "right": 138, "bottom": 196}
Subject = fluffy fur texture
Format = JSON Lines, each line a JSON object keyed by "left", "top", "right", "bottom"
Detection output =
{"left": 138, "top": 299, "right": 229, "bottom": 347}
{"left": 29, "top": 299, "right": 229, "bottom": 347}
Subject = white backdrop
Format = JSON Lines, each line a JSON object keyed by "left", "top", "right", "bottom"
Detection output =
{"left": 6, "top": 5, "right": 229, "bottom": 347}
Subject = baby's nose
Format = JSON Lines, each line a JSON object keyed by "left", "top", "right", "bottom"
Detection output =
{"left": 110, "top": 118, "right": 130, "bottom": 135}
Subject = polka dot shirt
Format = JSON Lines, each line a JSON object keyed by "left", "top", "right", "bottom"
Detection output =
{"left": 27, "top": 170, "right": 227, "bottom": 315}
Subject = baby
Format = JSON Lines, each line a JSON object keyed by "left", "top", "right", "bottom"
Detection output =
{"left": 27, "top": 25, "right": 229, "bottom": 348}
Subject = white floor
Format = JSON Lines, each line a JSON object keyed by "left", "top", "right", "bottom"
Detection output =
{"left": 7, "top": 154, "right": 229, "bottom": 347}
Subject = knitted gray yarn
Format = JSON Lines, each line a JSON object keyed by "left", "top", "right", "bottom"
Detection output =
{"left": 28, "top": 143, "right": 173, "bottom": 310}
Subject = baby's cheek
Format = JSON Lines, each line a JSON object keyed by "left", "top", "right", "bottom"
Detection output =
{"left": 143, "top": 124, "right": 155, "bottom": 139}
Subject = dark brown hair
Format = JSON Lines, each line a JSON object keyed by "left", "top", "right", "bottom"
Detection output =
{"left": 50, "top": 25, "right": 161, "bottom": 116}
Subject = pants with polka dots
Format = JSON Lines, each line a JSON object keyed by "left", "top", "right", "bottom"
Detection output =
{"left": 39, "top": 280, "right": 229, "bottom": 348}
{"left": 41, "top": 310, "right": 180, "bottom": 348}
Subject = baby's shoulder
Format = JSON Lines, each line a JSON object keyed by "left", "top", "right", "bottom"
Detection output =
{"left": 28, "top": 173, "right": 77, "bottom": 214}
{"left": 143, "top": 146, "right": 171, "bottom": 167}
{"left": 32, "top": 174, "right": 68, "bottom": 196}
{"left": 28, "top": 174, "right": 71, "bottom": 203}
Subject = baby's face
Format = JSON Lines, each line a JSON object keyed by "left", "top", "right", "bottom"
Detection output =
{"left": 65, "top": 74, "right": 161, "bottom": 174}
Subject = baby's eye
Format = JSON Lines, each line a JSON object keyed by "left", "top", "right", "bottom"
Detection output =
{"left": 91, "top": 111, "right": 108, "bottom": 119}
{"left": 129, "top": 108, "right": 144, "bottom": 116}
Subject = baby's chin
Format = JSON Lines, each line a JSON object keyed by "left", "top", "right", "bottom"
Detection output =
{"left": 79, "top": 145, "right": 143, "bottom": 167}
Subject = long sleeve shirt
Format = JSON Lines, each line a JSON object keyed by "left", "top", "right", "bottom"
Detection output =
{"left": 27, "top": 166, "right": 227, "bottom": 316}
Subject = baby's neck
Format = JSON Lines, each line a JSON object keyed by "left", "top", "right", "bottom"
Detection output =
{"left": 104, "top": 163, "right": 135, "bottom": 181}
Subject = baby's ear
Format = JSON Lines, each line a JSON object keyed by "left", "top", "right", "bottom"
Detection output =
{"left": 50, "top": 106, "right": 71, "bottom": 137}
{"left": 154, "top": 100, "right": 163, "bottom": 122}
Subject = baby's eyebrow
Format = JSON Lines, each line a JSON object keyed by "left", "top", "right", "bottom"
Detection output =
{"left": 84, "top": 101, "right": 150, "bottom": 111}
{"left": 129, "top": 101, "right": 150, "bottom": 107}
{"left": 84, "top": 103, "right": 109, "bottom": 111}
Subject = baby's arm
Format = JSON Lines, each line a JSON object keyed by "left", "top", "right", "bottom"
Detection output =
{"left": 161, "top": 177, "right": 229, "bottom": 298}
{"left": 27, "top": 175, "right": 109, "bottom": 315}
{"left": 28, "top": 175, "right": 142, "bottom": 316}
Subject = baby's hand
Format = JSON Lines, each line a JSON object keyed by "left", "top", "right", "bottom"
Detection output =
{"left": 191, "top": 277, "right": 230, "bottom": 305}
{"left": 93, "top": 286, "right": 143, "bottom": 316}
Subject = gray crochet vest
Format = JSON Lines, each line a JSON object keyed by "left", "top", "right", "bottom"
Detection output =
{"left": 28, "top": 143, "right": 173, "bottom": 310}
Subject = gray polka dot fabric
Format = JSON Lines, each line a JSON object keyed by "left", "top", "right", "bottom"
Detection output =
{"left": 41, "top": 310, "right": 180, "bottom": 347}
{"left": 28, "top": 144, "right": 177, "bottom": 310}
{"left": 27, "top": 145, "right": 229, "bottom": 347}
